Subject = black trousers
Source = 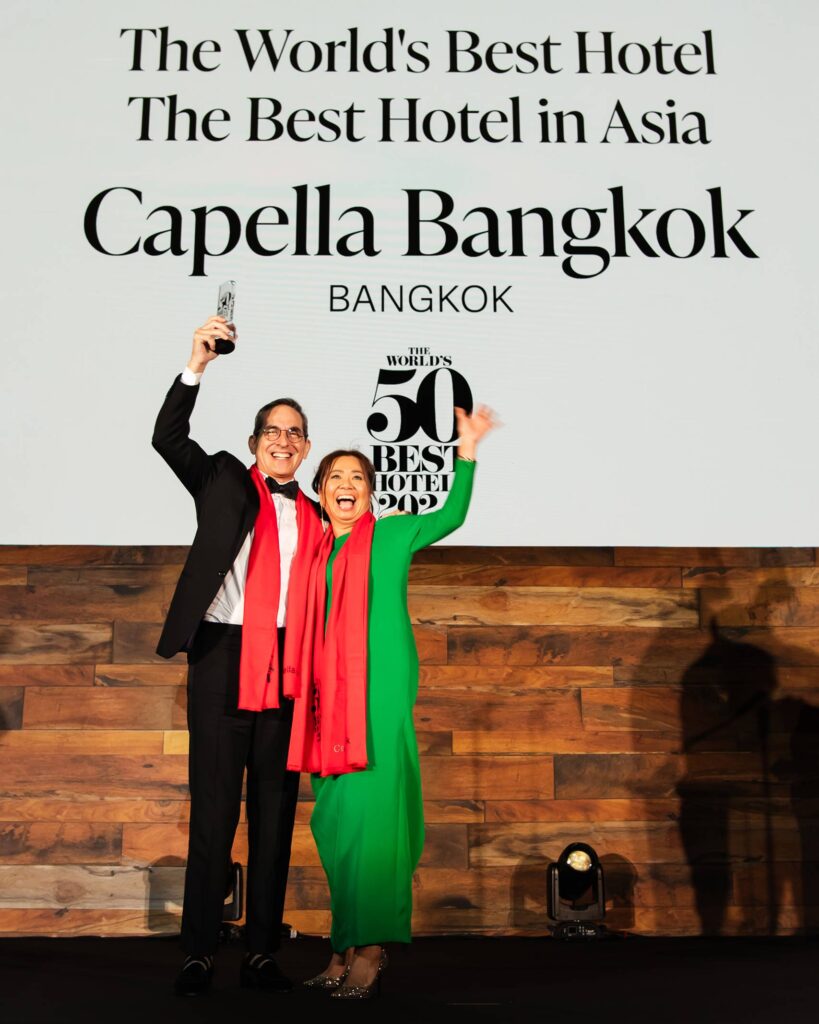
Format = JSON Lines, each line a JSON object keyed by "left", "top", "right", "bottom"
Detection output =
{"left": 181, "top": 622, "right": 300, "bottom": 955}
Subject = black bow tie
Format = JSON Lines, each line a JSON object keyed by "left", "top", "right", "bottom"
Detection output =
{"left": 266, "top": 478, "right": 299, "bottom": 500}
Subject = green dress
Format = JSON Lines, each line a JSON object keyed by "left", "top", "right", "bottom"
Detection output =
{"left": 310, "top": 459, "right": 475, "bottom": 951}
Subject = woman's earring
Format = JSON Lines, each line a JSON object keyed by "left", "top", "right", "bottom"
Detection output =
{"left": 370, "top": 494, "right": 381, "bottom": 520}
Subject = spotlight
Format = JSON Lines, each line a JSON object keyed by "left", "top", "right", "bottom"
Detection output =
{"left": 547, "top": 842, "right": 607, "bottom": 940}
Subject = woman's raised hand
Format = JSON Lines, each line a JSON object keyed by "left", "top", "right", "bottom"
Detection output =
{"left": 454, "top": 405, "right": 499, "bottom": 461}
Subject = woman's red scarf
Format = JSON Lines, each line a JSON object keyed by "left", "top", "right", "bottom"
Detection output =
{"left": 286, "top": 511, "right": 375, "bottom": 776}
{"left": 238, "top": 466, "right": 323, "bottom": 711}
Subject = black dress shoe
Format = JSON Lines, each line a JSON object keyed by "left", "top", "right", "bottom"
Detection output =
{"left": 174, "top": 954, "right": 214, "bottom": 996}
{"left": 240, "top": 953, "right": 293, "bottom": 992}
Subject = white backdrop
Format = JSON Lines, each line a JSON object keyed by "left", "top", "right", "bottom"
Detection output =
{"left": 2, "top": 0, "right": 818, "bottom": 545}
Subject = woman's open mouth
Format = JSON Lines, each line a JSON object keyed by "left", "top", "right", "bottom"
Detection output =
{"left": 336, "top": 496, "right": 356, "bottom": 510}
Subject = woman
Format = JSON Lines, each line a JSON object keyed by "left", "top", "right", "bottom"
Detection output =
{"left": 285, "top": 405, "right": 496, "bottom": 999}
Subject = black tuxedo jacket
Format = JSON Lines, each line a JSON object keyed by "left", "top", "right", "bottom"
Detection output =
{"left": 152, "top": 375, "right": 318, "bottom": 658}
{"left": 152, "top": 376, "right": 260, "bottom": 657}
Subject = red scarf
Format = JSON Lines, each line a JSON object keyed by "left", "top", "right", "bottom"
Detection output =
{"left": 287, "top": 512, "right": 375, "bottom": 776}
{"left": 238, "top": 466, "right": 323, "bottom": 711}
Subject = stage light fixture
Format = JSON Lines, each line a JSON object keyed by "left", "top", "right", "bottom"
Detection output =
{"left": 547, "top": 842, "right": 607, "bottom": 940}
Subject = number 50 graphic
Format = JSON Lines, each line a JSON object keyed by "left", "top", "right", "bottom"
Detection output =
{"left": 367, "top": 368, "right": 473, "bottom": 443}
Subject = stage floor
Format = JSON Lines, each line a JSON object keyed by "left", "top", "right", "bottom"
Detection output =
{"left": 0, "top": 934, "right": 816, "bottom": 1023}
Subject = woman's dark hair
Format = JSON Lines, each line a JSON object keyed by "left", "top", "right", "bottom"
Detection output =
{"left": 312, "top": 450, "right": 376, "bottom": 495}
{"left": 252, "top": 397, "right": 308, "bottom": 438}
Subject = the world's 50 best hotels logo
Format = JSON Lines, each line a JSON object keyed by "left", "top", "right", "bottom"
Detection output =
{"left": 367, "top": 346, "right": 473, "bottom": 513}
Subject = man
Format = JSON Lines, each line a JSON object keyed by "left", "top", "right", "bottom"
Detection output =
{"left": 152, "top": 315, "right": 322, "bottom": 995}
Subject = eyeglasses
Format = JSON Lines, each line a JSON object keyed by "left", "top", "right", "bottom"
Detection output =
{"left": 259, "top": 425, "right": 306, "bottom": 443}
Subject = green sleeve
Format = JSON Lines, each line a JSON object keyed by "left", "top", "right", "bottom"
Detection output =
{"left": 408, "top": 458, "right": 475, "bottom": 553}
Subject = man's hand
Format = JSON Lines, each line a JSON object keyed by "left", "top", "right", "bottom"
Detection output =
{"left": 187, "top": 317, "right": 237, "bottom": 374}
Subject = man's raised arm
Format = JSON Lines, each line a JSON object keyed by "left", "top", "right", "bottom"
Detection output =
{"left": 151, "top": 316, "right": 236, "bottom": 497}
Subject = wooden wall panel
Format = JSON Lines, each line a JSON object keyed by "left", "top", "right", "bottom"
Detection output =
{"left": 0, "top": 544, "right": 817, "bottom": 939}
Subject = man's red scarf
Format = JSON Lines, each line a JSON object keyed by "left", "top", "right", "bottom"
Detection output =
{"left": 238, "top": 466, "right": 323, "bottom": 711}
{"left": 286, "top": 511, "right": 375, "bottom": 776}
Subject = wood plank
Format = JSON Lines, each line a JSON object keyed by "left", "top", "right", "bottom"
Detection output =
{"left": 283, "top": 866, "right": 329, "bottom": 907}
{"left": 419, "top": 825, "right": 469, "bottom": 869}
{"left": 0, "top": 864, "right": 185, "bottom": 908}
{"left": 95, "top": 664, "right": 187, "bottom": 687}
{"left": 468, "top": 820, "right": 686, "bottom": 867}
{"left": 415, "top": 626, "right": 448, "bottom": 664}
{"left": 409, "top": 565, "right": 681, "bottom": 588}
{"left": 759, "top": 549, "right": 815, "bottom": 567}
{"left": 581, "top": 687, "right": 683, "bottom": 733}
{"left": 416, "top": 730, "right": 452, "bottom": 755}
{"left": 553, "top": 752, "right": 799, "bottom": 799}
{"left": 453, "top": 731, "right": 681, "bottom": 755}
{"left": 582, "top": 687, "right": 819, "bottom": 743}
{"left": 420, "top": 756, "right": 554, "bottom": 801}
{"left": 409, "top": 586, "right": 697, "bottom": 628}
{"left": 0, "top": 624, "right": 112, "bottom": 664}
{"left": 0, "top": 546, "right": 189, "bottom": 566}
{"left": 415, "top": 692, "right": 582, "bottom": 734}
{"left": 0, "top": 731, "right": 165, "bottom": 755}
{"left": 0, "top": 687, "right": 23, "bottom": 729}
{"left": 412, "top": 867, "right": 518, "bottom": 912}
{"left": 447, "top": 626, "right": 819, "bottom": 668}
{"left": 0, "top": 754, "right": 189, "bottom": 798}
{"left": 28, "top": 565, "right": 183, "bottom": 586}
{"left": 111, "top": 623, "right": 177, "bottom": 663}
{"left": 683, "top": 566, "right": 819, "bottom": 589}
{"left": 484, "top": 799, "right": 682, "bottom": 823}
{"left": 0, "top": 823, "right": 121, "bottom": 863}
{"left": 0, "top": 908, "right": 181, "bottom": 936}
{"left": 612, "top": 664, "right": 819, "bottom": 687}
{"left": 486, "top": 796, "right": 816, "bottom": 826}
{"left": 616, "top": 549, "right": 761, "bottom": 568}
{"left": 423, "top": 800, "right": 485, "bottom": 824}
{"left": 123, "top": 822, "right": 245, "bottom": 864}
{"left": 413, "top": 547, "right": 614, "bottom": 567}
{"left": 700, "top": 586, "right": 819, "bottom": 628}
{"left": 0, "top": 665, "right": 94, "bottom": 687}
{"left": 163, "top": 731, "right": 187, "bottom": 755}
{"left": 445, "top": 626, "right": 708, "bottom": 667}
{"left": 411, "top": 907, "right": 518, "bottom": 932}
{"left": 290, "top": 825, "right": 322, "bottom": 866}
{"left": 0, "top": 585, "right": 170, "bottom": 624}
{"left": 23, "top": 686, "right": 185, "bottom": 730}
{"left": 468, "top": 820, "right": 802, "bottom": 868}
{"left": 0, "top": 798, "right": 190, "bottom": 823}
{"left": 419, "top": 665, "right": 613, "bottom": 691}
{"left": 0, "top": 568, "right": 26, "bottom": 586}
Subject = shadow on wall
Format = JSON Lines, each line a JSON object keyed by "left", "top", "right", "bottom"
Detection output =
{"left": 673, "top": 586, "right": 819, "bottom": 935}
{"left": 599, "top": 854, "right": 637, "bottom": 931}
{"left": 509, "top": 859, "right": 550, "bottom": 930}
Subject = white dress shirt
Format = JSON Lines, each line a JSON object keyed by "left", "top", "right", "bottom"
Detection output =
{"left": 180, "top": 367, "right": 298, "bottom": 628}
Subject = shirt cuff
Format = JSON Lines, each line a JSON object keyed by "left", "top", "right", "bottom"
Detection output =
{"left": 180, "top": 367, "right": 203, "bottom": 386}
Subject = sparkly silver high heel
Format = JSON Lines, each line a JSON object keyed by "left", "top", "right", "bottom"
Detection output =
{"left": 331, "top": 949, "right": 388, "bottom": 1000}
{"left": 303, "top": 964, "right": 351, "bottom": 991}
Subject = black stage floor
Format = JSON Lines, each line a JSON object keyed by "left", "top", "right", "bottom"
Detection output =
{"left": 1, "top": 934, "right": 816, "bottom": 1024}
